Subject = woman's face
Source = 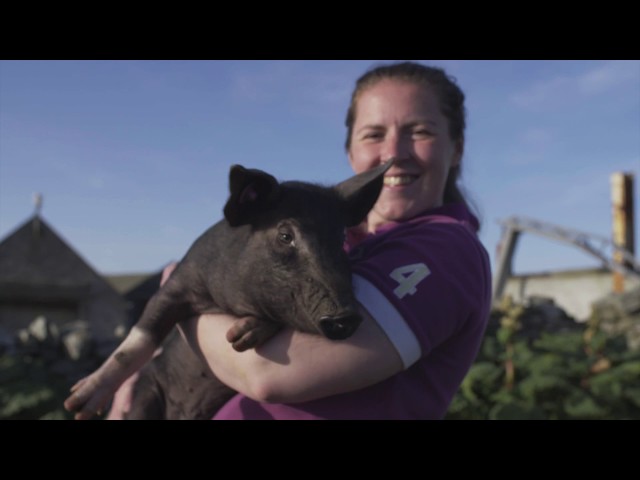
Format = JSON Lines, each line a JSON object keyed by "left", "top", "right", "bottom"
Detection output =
{"left": 348, "top": 79, "right": 462, "bottom": 231}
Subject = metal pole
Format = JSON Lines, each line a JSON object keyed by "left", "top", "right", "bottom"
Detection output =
{"left": 611, "top": 172, "right": 635, "bottom": 293}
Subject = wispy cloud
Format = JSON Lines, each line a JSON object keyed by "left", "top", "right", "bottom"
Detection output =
{"left": 511, "top": 76, "right": 573, "bottom": 109}
{"left": 229, "top": 61, "right": 356, "bottom": 111}
{"left": 519, "top": 127, "right": 554, "bottom": 145}
{"left": 228, "top": 60, "right": 478, "bottom": 115}
{"left": 577, "top": 61, "right": 640, "bottom": 95}
{"left": 48, "top": 157, "right": 113, "bottom": 192}
{"left": 511, "top": 60, "right": 640, "bottom": 109}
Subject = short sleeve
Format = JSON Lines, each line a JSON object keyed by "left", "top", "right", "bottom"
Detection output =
{"left": 349, "top": 220, "right": 488, "bottom": 369}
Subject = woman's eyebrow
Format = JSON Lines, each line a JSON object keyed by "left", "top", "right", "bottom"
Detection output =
{"left": 355, "top": 123, "right": 385, "bottom": 133}
{"left": 356, "top": 119, "right": 440, "bottom": 135}
{"left": 405, "top": 119, "right": 439, "bottom": 127}
{"left": 358, "top": 123, "right": 385, "bottom": 131}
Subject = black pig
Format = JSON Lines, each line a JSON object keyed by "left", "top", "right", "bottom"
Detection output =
{"left": 64, "top": 161, "right": 391, "bottom": 419}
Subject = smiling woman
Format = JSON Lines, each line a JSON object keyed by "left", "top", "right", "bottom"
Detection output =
{"left": 104, "top": 61, "right": 492, "bottom": 420}
{"left": 347, "top": 80, "right": 463, "bottom": 231}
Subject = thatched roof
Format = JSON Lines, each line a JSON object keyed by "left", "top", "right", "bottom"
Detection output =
{"left": 0, "top": 215, "right": 120, "bottom": 302}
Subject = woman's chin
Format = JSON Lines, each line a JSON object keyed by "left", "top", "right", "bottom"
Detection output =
{"left": 371, "top": 204, "right": 415, "bottom": 225}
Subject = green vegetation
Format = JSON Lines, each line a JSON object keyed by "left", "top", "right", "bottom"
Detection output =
{"left": 2, "top": 294, "right": 638, "bottom": 420}
{"left": 446, "top": 297, "right": 640, "bottom": 420}
{"left": 0, "top": 355, "right": 74, "bottom": 420}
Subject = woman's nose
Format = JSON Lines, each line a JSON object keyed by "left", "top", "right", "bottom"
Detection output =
{"left": 381, "top": 132, "right": 410, "bottom": 162}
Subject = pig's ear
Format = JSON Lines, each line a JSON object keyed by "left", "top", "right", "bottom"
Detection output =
{"left": 224, "top": 165, "right": 280, "bottom": 226}
{"left": 334, "top": 161, "right": 393, "bottom": 227}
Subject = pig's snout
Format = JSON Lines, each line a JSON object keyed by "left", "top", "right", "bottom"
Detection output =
{"left": 319, "top": 312, "right": 362, "bottom": 340}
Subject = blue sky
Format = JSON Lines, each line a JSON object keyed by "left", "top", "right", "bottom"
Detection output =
{"left": 1, "top": 60, "right": 638, "bottom": 276}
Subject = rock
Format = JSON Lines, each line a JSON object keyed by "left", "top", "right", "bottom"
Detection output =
{"left": 17, "top": 328, "right": 38, "bottom": 350}
{"left": 114, "top": 324, "right": 127, "bottom": 339}
{"left": 61, "top": 329, "right": 92, "bottom": 361}
{"left": 518, "top": 301, "right": 581, "bottom": 342}
{"left": 590, "top": 286, "right": 640, "bottom": 350}
{"left": 28, "top": 316, "right": 49, "bottom": 342}
{"left": 27, "top": 316, "right": 60, "bottom": 346}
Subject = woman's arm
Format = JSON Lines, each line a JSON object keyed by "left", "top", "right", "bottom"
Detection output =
{"left": 177, "top": 305, "right": 404, "bottom": 404}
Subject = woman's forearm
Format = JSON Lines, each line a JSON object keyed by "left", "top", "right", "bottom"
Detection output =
{"left": 177, "top": 307, "right": 404, "bottom": 404}
{"left": 177, "top": 314, "right": 285, "bottom": 400}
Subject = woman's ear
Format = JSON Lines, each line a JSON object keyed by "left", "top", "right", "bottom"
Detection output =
{"left": 452, "top": 139, "right": 464, "bottom": 168}
{"left": 347, "top": 150, "right": 356, "bottom": 171}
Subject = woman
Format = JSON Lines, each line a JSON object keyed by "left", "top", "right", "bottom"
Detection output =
{"left": 111, "top": 61, "right": 492, "bottom": 420}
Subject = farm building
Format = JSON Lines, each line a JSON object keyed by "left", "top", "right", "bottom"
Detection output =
{"left": 0, "top": 214, "right": 129, "bottom": 356}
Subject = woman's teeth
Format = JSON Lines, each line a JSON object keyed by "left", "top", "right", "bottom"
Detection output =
{"left": 383, "top": 175, "right": 416, "bottom": 187}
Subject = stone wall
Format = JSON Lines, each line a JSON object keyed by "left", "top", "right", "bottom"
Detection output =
{"left": 503, "top": 268, "right": 640, "bottom": 321}
{"left": 0, "top": 315, "right": 120, "bottom": 420}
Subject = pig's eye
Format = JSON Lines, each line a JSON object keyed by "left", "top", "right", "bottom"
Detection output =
{"left": 278, "top": 232, "right": 295, "bottom": 246}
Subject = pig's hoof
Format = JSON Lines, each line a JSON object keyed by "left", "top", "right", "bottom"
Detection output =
{"left": 64, "top": 375, "right": 113, "bottom": 420}
{"left": 226, "top": 317, "right": 281, "bottom": 351}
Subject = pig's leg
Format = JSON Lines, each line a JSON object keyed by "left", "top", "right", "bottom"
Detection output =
{"left": 64, "top": 272, "right": 198, "bottom": 419}
{"left": 64, "top": 326, "right": 159, "bottom": 420}
{"left": 225, "top": 316, "right": 282, "bottom": 352}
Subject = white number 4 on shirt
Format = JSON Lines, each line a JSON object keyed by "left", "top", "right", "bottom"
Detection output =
{"left": 390, "top": 263, "right": 431, "bottom": 299}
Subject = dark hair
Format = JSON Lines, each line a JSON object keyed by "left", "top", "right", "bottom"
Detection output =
{"left": 344, "top": 61, "right": 475, "bottom": 216}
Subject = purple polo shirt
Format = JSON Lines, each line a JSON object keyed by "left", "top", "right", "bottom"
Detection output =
{"left": 213, "top": 203, "right": 492, "bottom": 420}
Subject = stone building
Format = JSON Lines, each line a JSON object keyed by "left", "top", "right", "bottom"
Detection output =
{"left": 0, "top": 214, "right": 128, "bottom": 356}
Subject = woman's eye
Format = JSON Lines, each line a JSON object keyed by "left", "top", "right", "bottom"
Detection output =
{"left": 278, "top": 232, "right": 295, "bottom": 246}
{"left": 362, "top": 131, "right": 383, "bottom": 140}
{"left": 413, "top": 129, "right": 432, "bottom": 137}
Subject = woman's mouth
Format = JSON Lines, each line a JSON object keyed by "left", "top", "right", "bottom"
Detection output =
{"left": 383, "top": 175, "right": 419, "bottom": 187}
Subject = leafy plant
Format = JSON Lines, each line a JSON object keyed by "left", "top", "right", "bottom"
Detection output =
{"left": 0, "top": 355, "right": 74, "bottom": 420}
{"left": 447, "top": 296, "right": 640, "bottom": 420}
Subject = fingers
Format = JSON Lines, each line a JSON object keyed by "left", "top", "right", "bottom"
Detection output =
{"left": 105, "top": 372, "right": 140, "bottom": 419}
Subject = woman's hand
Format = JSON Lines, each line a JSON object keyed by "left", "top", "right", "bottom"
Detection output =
{"left": 104, "top": 368, "right": 142, "bottom": 420}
